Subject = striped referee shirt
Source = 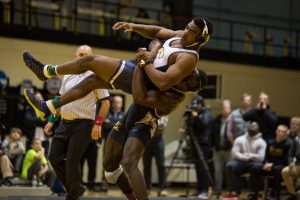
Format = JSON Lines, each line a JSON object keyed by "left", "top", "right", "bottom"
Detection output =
{"left": 59, "top": 71, "right": 109, "bottom": 120}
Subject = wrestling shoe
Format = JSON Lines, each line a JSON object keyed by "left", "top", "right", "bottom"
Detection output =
{"left": 23, "top": 51, "right": 48, "bottom": 81}
{"left": 24, "top": 89, "right": 51, "bottom": 121}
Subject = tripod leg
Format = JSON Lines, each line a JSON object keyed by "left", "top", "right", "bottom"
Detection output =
{"left": 186, "top": 164, "right": 190, "bottom": 196}
{"left": 189, "top": 130, "right": 215, "bottom": 189}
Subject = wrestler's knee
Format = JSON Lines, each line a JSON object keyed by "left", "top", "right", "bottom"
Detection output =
{"left": 104, "top": 164, "right": 123, "bottom": 184}
{"left": 102, "top": 155, "right": 119, "bottom": 172}
{"left": 122, "top": 154, "right": 138, "bottom": 173}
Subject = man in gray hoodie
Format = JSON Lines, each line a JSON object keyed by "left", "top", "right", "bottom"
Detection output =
{"left": 222, "top": 121, "right": 267, "bottom": 200}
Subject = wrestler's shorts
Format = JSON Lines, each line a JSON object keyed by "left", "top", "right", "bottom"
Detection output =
{"left": 109, "top": 122, "right": 152, "bottom": 147}
{"left": 109, "top": 60, "right": 136, "bottom": 94}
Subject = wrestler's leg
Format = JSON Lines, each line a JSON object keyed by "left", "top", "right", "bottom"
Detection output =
{"left": 57, "top": 74, "right": 110, "bottom": 108}
{"left": 123, "top": 133, "right": 148, "bottom": 199}
{"left": 102, "top": 125, "right": 135, "bottom": 200}
{"left": 55, "top": 55, "right": 121, "bottom": 82}
{"left": 24, "top": 74, "right": 110, "bottom": 120}
{"left": 23, "top": 51, "right": 120, "bottom": 82}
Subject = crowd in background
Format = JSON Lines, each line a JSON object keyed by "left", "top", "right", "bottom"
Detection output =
{"left": 185, "top": 92, "right": 300, "bottom": 200}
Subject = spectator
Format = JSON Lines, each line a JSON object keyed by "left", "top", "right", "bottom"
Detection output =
{"left": 287, "top": 117, "right": 300, "bottom": 141}
{"left": 0, "top": 136, "right": 13, "bottom": 185}
{"left": 243, "top": 92, "right": 277, "bottom": 141}
{"left": 132, "top": 8, "right": 149, "bottom": 41}
{"left": 21, "top": 138, "right": 56, "bottom": 188}
{"left": 250, "top": 125, "right": 290, "bottom": 200}
{"left": 211, "top": 99, "right": 232, "bottom": 197}
{"left": 118, "top": 0, "right": 135, "bottom": 15}
{"left": 265, "top": 34, "right": 273, "bottom": 56}
{"left": 283, "top": 36, "right": 293, "bottom": 57}
{"left": 282, "top": 117, "right": 300, "bottom": 200}
{"left": 143, "top": 116, "right": 168, "bottom": 196}
{"left": 227, "top": 93, "right": 252, "bottom": 144}
{"left": 244, "top": 31, "right": 254, "bottom": 53}
{"left": 188, "top": 95, "right": 213, "bottom": 199}
{"left": 222, "top": 122, "right": 267, "bottom": 199}
{"left": 159, "top": 4, "right": 173, "bottom": 29}
{"left": 51, "top": 0, "right": 68, "bottom": 31}
{"left": 101, "top": 95, "right": 124, "bottom": 191}
{"left": 136, "top": 8, "right": 149, "bottom": 19}
{"left": 3, "top": 127, "right": 25, "bottom": 175}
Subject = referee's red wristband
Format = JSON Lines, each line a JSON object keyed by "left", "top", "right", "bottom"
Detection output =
{"left": 95, "top": 116, "right": 104, "bottom": 126}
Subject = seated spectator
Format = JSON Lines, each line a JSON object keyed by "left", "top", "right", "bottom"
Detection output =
{"left": 282, "top": 117, "right": 300, "bottom": 200}
{"left": 222, "top": 122, "right": 267, "bottom": 200}
{"left": 3, "top": 127, "right": 25, "bottom": 175}
{"left": 252, "top": 125, "right": 290, "bottom": 200}
{"left": 0, "top": 137, "right": 13, "bottom": 185}
{"left": 21, "top": 139, "right": 56, "bottom": 188}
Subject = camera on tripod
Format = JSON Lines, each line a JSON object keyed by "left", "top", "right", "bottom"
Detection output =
{"left": 184, "top": 95, "right": 204, "bottom": 117}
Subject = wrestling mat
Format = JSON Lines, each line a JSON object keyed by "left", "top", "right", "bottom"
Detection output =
{"left": 0, "top": 197, "right": 195, "bottom": 200}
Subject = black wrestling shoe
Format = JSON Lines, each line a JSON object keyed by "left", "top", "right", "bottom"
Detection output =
{"left": 24, "top": 89, "right": 51, "bottom": 121}
{"left": 23, "top": 51, "right": 48, "bottom": 81}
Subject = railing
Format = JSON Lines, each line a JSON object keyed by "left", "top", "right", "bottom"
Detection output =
{"left": 1, "top": 0, "right": 299, "bottom": 59}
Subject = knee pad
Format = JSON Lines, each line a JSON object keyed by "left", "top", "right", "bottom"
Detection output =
{"left": 104, "top": 165, "right": 123, "bottom": 184}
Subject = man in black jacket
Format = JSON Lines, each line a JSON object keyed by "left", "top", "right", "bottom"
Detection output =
{"left": 188, "top": 95, "right": 213, "bottom": 198}
{"left": 243, "top": 92, "right": 277, "bottom": 141}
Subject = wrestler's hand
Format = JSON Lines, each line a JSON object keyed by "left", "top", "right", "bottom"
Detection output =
{"left": 136, "top": 48, "right": 155, "bottom": 66}
{"left": 44, "top": 122, "right": 53, "bottom": 136}
{"left": 91, "top": 124, "right": 101, "bottom": 140}
{"left": 112, "top": 22, "right": 133, "bottom": 32}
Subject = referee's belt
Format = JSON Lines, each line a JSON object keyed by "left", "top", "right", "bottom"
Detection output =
{"left": 62, "top": 118, "right": 93, "bottom": 123}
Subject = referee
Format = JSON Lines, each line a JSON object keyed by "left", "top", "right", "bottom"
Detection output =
{"left": 44, "top": 45, "right": 110, "bottom": 200}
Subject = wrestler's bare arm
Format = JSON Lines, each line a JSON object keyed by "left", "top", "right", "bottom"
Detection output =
{"left": 142, "top": 53, "right": 198, "bottom": 91}
{"left": 113, "top": 22, "right": 183, "bottom": 41}
{"left": 132, "top": 66, "right": 184, "bottom": 113}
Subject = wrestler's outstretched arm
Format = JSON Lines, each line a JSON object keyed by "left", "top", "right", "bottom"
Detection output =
{"left": 113, "top": 22, "right": 183, "bottom": 41}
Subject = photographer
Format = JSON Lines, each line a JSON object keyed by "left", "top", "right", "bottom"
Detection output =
{"left": 185, "top": 95, "right": 213, "bottom": 198}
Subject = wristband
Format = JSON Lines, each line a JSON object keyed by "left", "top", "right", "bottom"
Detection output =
{"left": 48, "top": 114, "right": 58, "bottom": 123}
{"left": 95, "top": 116, "right": 104, "bottom": 126}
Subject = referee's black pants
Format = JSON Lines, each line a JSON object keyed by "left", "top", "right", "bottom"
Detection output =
{"left": 48, "top": 119, "right": 93, "bottom": 198}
